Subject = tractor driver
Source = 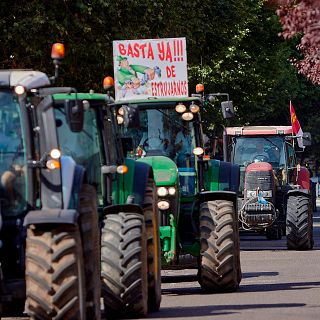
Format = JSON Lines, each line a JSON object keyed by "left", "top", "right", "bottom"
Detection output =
{"left": 251, "top": 141, "right": 269, "bottom": 163}
{"left": 175, "top": 125, "right": 193, "bottom": 167}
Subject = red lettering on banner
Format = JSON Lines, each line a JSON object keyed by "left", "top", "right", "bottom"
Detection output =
{"left": 117, "top": 42, "right": 154, "bottom": 59}
{"left": 147, "top": 43, "right": 154, "bottom": 60}
{"left": 119, "top": 43, "right": 126, "bottom": 55}
{"left": 151, "top": 81, "right": 188, "bottom": 97}
{"left": 157, "top": 42, "right": 165, "bottom": 61}
{"left": 166, "top": 66, "right": 176, "bottom": 78}
{"left": 140, "top": 43, "right": 147, "bottom": 58}
{"left": 165, "top": 42, "right": 173, "bottom": 62}
{"left": 127, "top": 44, "right": 133, "bottom": 57}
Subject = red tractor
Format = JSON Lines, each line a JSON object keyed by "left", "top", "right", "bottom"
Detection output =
{"left": 225, "top": 126, "right": 314, "bottom": 250}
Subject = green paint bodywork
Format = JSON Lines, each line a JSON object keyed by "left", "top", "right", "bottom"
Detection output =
{"left": 139, "top": 156, "right": 179, "bottom": 263}
{"left": 138, "top": 156, "right": 178, "bottom": 186}
{"left": 53, "top": 93, "right": 140, "bottom": 210}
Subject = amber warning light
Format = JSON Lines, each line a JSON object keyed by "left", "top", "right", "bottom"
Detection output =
{"left": 196, "top": 84, "right": 204, "bottom": 93}
{"left": 103, "top": 76, "right": 114, "bottom": 90}
{"left": 51, "top": 43, "right": 65, "bottom": 60}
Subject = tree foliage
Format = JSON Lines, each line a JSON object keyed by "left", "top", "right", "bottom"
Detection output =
{"left": 0, "top": 0, "right": 319, "bottom": 158}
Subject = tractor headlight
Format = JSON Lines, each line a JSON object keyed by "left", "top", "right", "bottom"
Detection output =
{"left": 168, "top": 187, "right": 176, "bottom": 195}
{"left": 158, "top": 200, "right": 170, "bottom": 210}
{"left": 157, "top": 187, "right": 168, "bottom": 197}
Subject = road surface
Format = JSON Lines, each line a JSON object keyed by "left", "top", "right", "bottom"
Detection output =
{"left": 4, "top": 201, "right": 320, "bottom": 320}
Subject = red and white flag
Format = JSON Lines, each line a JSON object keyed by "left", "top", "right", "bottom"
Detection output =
{"left": 290, "top": 101, "right": 304, "bottom": 148}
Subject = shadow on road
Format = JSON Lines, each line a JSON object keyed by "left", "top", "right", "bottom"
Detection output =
{"left": 243, "top": 271, "right": 279, "bottom": 278}
{"left": 147, "top": 303, "right": 305, "bottom": 318}
{"left": 162, "top": 278, "right": 320, "bottom": 296}
{"left": 240, "top": 280, "right": 320, "bottom": 293}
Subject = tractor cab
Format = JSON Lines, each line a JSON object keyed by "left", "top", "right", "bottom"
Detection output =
{"left": 116, "top": 98, "right": 202, "bottom": 198}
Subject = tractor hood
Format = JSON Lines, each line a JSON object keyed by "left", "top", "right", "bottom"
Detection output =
{"left": 138, "top": 156, "right": 178, "bottom": 186}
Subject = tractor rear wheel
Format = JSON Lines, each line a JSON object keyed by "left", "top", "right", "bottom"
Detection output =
{"left": 198, "top": 200, "right": 241, "bottom": 292}
{"left": 144, "top": 178, "right": 161, "bottom": 312}
{"left": 286, "top": 195, "right": 314, "bottom": 250}
{"left": 101, "top": 212, "right": 148, "bottom": 318}
{"left": 25, "top": 225, "right": 86, "bottom": 320}
{"left": 78, "top": 184, "right": 100, "bottom": 319}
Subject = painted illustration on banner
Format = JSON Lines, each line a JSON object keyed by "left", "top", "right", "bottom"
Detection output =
{"left": 113, "top": 38, "right": 188, "bottom": 101}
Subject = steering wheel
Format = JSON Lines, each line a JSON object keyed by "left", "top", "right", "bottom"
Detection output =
{"left": 251, "top": 154, "right": 269, "bottom": 163}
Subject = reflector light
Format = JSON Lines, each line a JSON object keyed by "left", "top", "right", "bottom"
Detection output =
{"left": 51, "top": 43, "right": 65, "bottom": 59}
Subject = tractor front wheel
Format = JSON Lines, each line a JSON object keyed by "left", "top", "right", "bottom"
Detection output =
{"left": 101, "top": 212, "right": 148, "bottom": 318}
{"left": 25, "top": 225, "right": 86, "bottom": 320}
{"left": 198, "top": 200, "right": 241, "bottom": 292}
{"left": 144, "top": 178, "right": 161, "bottom": 312}
{"left": 286, "top": 195, "right": 314, "bottom": 250}
{"left": 78, "top": 184, "right": 100, "bottom": 319}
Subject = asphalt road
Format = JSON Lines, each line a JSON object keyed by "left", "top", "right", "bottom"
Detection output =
{"left": 4, "top": 201, "right": 320, "bottom": 320}
{"left": 144, "top": 200, "right": 320, "bottom": 320}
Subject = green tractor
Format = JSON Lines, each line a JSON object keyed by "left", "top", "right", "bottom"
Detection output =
{"left": 111, "top": 95, "right": 242, "bottom": 291}
{"left": 52, "top": 92, "right": 161, "bottom": 318}
{"left": 0, "top": 44, "right": 101, "bottom": 319}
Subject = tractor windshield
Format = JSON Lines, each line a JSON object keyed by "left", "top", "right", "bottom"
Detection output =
{"left": 0, "top": 90, "right": 27, "bottom": 216}
{"left": 54, "top": 107, "right": 104, "bottom": 205}
{"left": 232, "top": 136, "right": 285, "bottom": 169}
{"left": 120, "top": 106, "right": 196, "bottom": 168}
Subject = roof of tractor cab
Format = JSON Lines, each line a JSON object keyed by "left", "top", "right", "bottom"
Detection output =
{"left": 53, "top": 93, "right": 115, "bottom": 109}
{"left": 0, "top": 70, "right": 50, "bottom": 89}
{"left": 53, "top": 92, "right": 112, "bottom": 102}
{"left": 113, "top": 96, "right": 202, "bottom": 106}
{"left": 226, "top": 126, "right": 293, "bottom": 136}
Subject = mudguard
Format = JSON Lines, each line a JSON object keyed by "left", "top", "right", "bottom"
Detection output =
{"left": 23, "top": 209, "right": 79, "bottom": 226}
{"left": 286, "top": 188, "right": 310, "bottom": 198}
{"left": 199, "top": 190, "right": 238, "bottom": 212}
{"left": 296, "top": 167, "right": 310, "bottom": 190}
{"left": 103, "top": 203, "right": 144, "bottom": 216}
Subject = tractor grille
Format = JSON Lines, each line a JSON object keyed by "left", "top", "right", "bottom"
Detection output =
{"left": 245, "top": 170, "right": 274, "bottom": 191}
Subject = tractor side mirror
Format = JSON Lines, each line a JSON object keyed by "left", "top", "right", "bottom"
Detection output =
{"left": 64, "top": 99, "right": 84, "bottom": 132}
{"left": 302, "top": 132, "right": 312, "bottom": 146}
{"left": 221, "top": 101, "right": 234, "bottom": 119}
{"left": 121, "top": 105, "right": 140, "bottom": 128}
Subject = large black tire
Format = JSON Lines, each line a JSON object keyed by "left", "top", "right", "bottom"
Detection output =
{"left": 286, "top": 195, "right": 314, "bottom": 250}
{"left": 78, "top": 184, "right": 101, "bottom": 319}
{"left": 101, "top": 212, "right": 148, "bottom": 318}
{"left": 25, "top": 225, "right": 86, "bottom": 320}
{"left": 144, "top": 178, "right": 161, "bottom": 312}
{"left": 198, "top": 200, "right": 241, "bottom": 292}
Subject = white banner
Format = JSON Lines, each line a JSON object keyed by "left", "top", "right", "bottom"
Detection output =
{"left": 113, "top": 37, "right": 188, "bottom": 101}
